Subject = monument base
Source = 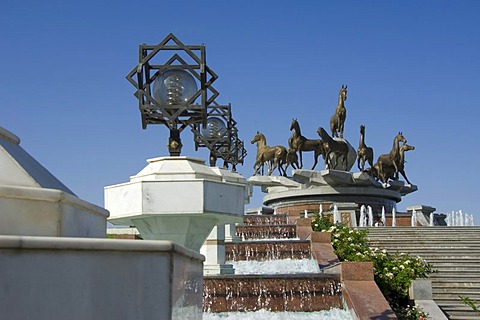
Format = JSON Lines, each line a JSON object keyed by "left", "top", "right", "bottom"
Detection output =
{"left": 249, "top": 169, "right": 418, "bottom": 226}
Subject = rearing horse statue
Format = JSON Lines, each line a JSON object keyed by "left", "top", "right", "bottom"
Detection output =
{"left": 317, "top": 127, "right": 349, "bottom": 170}
{"left": 289, "top": 118, "right": 325, "bottom": 170}
{"left": 330, "top": 85, "right": 347, "bottom": 138}
{"left": 251, "top": 131, "right": 287, "bottom": 176}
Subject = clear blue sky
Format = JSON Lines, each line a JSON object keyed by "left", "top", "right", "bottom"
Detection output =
{"left": 1, "top": 1, "right": 479, "bottom": 220}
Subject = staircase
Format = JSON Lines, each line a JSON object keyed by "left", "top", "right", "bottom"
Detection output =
{"left": 366, "top": 226, "right": 480, "bottom": 320}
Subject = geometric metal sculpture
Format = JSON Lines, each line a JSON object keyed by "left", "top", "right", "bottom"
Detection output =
{"left": 126, "top": 33, "right": 246, "bottom": 168}
{"left": 193, "top": 102, "right": 246, "bottom": 170}
{"left": 126, "top": 33, "right": 219, "bottom": 156}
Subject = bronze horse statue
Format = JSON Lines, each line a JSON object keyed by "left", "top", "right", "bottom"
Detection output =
{"left": 330, "top": 85, "right": 347, "bottom": 138}
{"left": 374, "top": 132, "right": 407, "bottom": 184}
{"left": 317, "top": 127, "right": 349, "bottom": 170}
{"left": 371, "top": 143, "right": 415, "bottom": 185}
{"left": 251, "top": 131, "right": 287, "bottom": 176}
{"left": 285, "top": 148, "right": 300, "bottom": 172}
{"left": 289, "top": 118, "right": 325, "bottom": 170}
{"left": 357, "top": 124, "right": 374, "bottom": 171}
{"left": 382, "top": 143, "right": 415, "bottom": 185}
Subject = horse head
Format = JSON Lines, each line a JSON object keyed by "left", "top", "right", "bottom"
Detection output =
{"left": 339, "top": 85, "right": 347, "bottom": 101}
{"left": 289, "top": 118, "right": 298, "bottom": 131}
{"left": 251, "top": 131, "right": 265, "bottom": 144}
{"left": 317, "top": 127, "right": 329, "bottom": 140}
{"left": 395, "top": 131, "right": 407, "bottom": 145}
{"left": 401, "top": 144, "right": 415, "bottom": 152}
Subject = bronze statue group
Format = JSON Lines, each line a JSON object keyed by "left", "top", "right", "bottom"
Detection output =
{"left": 251, "top": 85, "right": 415, "bottom": 186}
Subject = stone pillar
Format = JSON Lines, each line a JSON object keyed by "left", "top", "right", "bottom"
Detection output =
{"left": 333, "top": 202, "right": 359, "bottom": 227}
{"left": 407, "top": 205, "right": 436, "bottom": 226}
{"left": 200, "top": 225, "right": 234, "bottom": 275}
{"left": 224, "top": 223, "right": 241, "bottom": 243}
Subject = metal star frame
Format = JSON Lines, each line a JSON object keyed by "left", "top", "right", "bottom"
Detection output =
{"left": 126, "top": 33, "right": 246, "bottom": 167}
{"left": 126, "top": 33, "right": 219, "bottom": 155}
{"left": 193, "top": 102, "right": 247, "bottom": 170}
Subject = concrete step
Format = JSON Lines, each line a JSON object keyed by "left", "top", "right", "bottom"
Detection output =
{"left": 368, "top": 241, "right": 480, "bottom": 247}
{"left": 366, "top": 248, "right": 480, "bottom": 255}
{"left": 364, "top": 226, "right": 480, "bottom": 232}
{"left": 366, "top": 227, "right": 480, "bottom": 320}
{"left": 432, "top": 268, "right": 480, "bottom": 274}
{"left": 435, "top": 302, "right": 480, "bottom": 319}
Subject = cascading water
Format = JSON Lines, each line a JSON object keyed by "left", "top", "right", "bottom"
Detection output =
{"left": 203, "top": 213, "right": 353, "bottom": 319}
{"left": 203, "top": 308, "right": 353, "bottom": 320}
{"left": 229, "top": 258, "right": 321, "bottom": 275}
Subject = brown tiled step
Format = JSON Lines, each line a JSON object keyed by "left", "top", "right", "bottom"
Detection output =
{"left": 225, "top": 240, "right": 312, "bottom": 261}
{"left": 203, "top": 273, "right": 342, "bottom": 312}
{"left": 235, "top": 225, "right": 297, "bottom": 240}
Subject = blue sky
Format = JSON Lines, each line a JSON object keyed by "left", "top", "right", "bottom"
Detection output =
{"left": 1, "top": 1, "right": 479, "bottom": 220}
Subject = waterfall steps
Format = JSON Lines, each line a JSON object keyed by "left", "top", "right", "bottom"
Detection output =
{"left": 203, "top": 214, "right": 343, "bottom": 312}
{"left": 366, "top": 226, "right": 480, "bottom": 320}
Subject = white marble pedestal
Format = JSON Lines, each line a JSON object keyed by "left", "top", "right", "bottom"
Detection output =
{"left": 105, "top": 157, "right": 250, "bottom": 262}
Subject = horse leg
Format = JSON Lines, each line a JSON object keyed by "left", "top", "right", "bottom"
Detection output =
{"left": 400, "top": 170, "right": 412, "bottom": 185}
{"left": 377, "top": 162, "right": 388, "bottom": 185}
{"left": 393, "top": 162, "right": 400, "bottom": 180}
{"left": 299, "top": 151, "right": 303, "bottom": 169}
{"left": 279, "top": 159, "right": 287, "bottom": 177}
{"left": 266, "top": 160, "right": 273, "bottom": 176}
{"left": 311, "top": 151, "right": 319, "bottom": 170}
{"left": 367, "top": 157, "right": 373, "bottom": 169}
{"left": 323, "top": 151, "right": 330, "bottom": 170}
{"left": 270, "top": 158, "right": 279, "bottom": 176}
{"left": 253, "top": 162, "right": 261, "bottom": 176}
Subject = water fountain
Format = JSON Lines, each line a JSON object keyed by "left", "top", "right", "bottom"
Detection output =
{"left": 359, "top": 205, "right": 366, "bottom": 227}
{"left": 392, "top": 208, "right": 397, "bottom": 227}
{"left": 446, "top": 210, "right": 475, "bottom": 226}
{"left": 203, "top": 212, "right": 351, "bottom": 318}
{"left": 381, "top": 206, "right": 386, "bottom": 226}
{"left": 368, "top": 205, "right": 374, "bottom": 227}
